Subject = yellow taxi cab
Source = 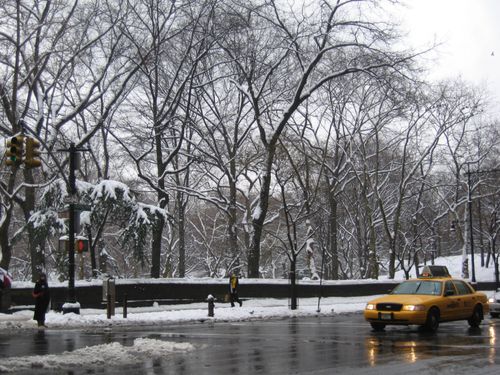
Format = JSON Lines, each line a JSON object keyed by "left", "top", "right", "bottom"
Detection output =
{"left": 364, "top": 265, "right": 489, "bottom": 332}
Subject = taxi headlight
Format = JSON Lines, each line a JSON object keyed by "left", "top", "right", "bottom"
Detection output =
{"left": 365, "top": 303, "right": 376, "bottom": 310}
{"left": 489, "top": 297, "right": 495, "bottom": 303}
{"left": 402, "top": 304, "right": 426, "bottom": 311}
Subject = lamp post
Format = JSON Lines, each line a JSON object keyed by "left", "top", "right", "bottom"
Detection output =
{"left": 451, "top": 219, "right": 469, "bottom": 279}
{"left": 494, "top": 214, "right": 500, "bottom": 291}
{"left": 466, "top": 163, "right": 476, "bottom": 283}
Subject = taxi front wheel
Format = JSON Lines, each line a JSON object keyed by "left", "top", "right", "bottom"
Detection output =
{"left": 423, "top": 308, "right": 440, "bottom": 332}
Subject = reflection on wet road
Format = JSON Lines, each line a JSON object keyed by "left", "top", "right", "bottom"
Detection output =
{"left": 1, "top": 313, "right": 499, "bottom": 374}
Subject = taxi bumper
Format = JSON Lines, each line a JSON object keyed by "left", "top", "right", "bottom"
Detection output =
{"left": 364, "top": 309, "right": 428, "bottom": 325}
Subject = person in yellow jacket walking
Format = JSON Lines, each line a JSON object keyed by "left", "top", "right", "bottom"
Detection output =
{"left": 229, "top": 273, "right": 242, "bottom": 307}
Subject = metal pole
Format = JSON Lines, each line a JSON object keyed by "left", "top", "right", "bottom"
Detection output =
{"left": 467, "top": 163, "right": 476, "bottom": 283}
{"left": 61, "top": 142, "right": 81, "bottom": 314}
{"left": 495, "top": 257, "right": 500, "bottom": 291}
{"left": 68, "top": 202, "right": 76, "bottom": 302}
{"left": 68, "top": 143, "right": 77, "bottom": 303}
{"left": 494, "top": 218, "right": 499, "bottom": 291}
{"left": 494, "top": 241, "right": 500, "bottom": 291}
{"left": 290, "top": 260, "right": 297, "bottom": 310}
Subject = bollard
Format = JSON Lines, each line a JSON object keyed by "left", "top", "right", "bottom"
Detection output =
{"left": 123, "top": 294, "right": 128, "bottom": 319}
{"left": 104, "top": 277, "right": 116, "bottom": 319}
{"left": 107, "top": 293, "right": 112, "bottom": 319}
{"left": 207, "top": 294, "right": 215, "bottom": 317}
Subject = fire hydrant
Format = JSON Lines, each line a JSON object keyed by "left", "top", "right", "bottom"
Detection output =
{"left": 207, "top": 294, "right": 215, "bottom": 317}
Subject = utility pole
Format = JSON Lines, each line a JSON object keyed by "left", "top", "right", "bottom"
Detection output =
{"left": 494, "top": 213, "right": 500, "bottom": 291}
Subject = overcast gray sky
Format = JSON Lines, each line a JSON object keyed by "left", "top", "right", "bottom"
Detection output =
{"left": 401, "top": 0, "right": 500, "bottom": 109}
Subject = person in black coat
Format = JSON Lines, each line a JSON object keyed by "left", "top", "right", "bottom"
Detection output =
{"left": 32, "top": 273, "right": 50, "bottom": 327}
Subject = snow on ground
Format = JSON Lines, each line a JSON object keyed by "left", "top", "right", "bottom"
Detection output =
{"left": 0, "top": 254, "right": 496, "bottom": 372}
{"left": 0, "top": 338, "right": 193, "bottom": 373}
{"left": 0, "top": 295, "right": 372, "bottom": 330}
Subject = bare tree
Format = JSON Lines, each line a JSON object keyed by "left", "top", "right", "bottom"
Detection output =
{"left": 217, "top": 0, "right": 416, "bottom": 277}
{"left": 112, "top": 0, "right": 216, "bottom": 277}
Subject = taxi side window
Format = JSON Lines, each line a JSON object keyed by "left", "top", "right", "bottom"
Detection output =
{"left": 453, "top": 281, "right": 472, "bottom": 295}
{"left": 444, "top": 281, "right": 456, "bottom": 296}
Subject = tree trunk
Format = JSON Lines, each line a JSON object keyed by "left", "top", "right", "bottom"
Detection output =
{"left": 24, "top": 169, "right": 44, "bottom": 281}
{"left": 98, "top": 239, "right": 108, "bottom": 276}
{"left": 248, "top": 151, "right": 274, "bottom": 278}
{"left": 328, "top": 192, "right": 339, "bottom": 280}
{"left": 228, "top": 164, "right": 240, "bottom": 272}
{"left": 151, "top": 188, "right": 168, "bottom": 278}
{"left": 368, "top": 224, "right": 378, "bottom": 279}
{"left": 248, "top": 222, "right": 263, "bottom": 278}
{"left": 359, "top": 181, "right": 378, "bottom": 280}
{"left": 388, "top": 239, "right": 396, "bottom": 279}
{"left": 289, "top": 257, "right": 297, "bottom": 310}
{"left": 87, "top": 227, "right": 98, "bottom": 278}
{"left": 151, "top": 215, "right": 165, "bottom": 278}
{"left": 0, "top": 225, "right": 11, "bottom": 270}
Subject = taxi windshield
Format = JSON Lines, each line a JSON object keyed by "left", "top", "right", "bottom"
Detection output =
{"left": 391, "top": 280, "right": 442, "bottom": 296}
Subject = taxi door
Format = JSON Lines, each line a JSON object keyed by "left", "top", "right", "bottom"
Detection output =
{"left": 453, "top": 280, "right": 476, "bottom": 318}
{"left": 441, "top": 280, "right": 463, "bottom": 320}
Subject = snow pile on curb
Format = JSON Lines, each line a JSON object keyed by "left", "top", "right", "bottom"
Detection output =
{"left": 0, "top": 338, "right": 193, "bottom": 373}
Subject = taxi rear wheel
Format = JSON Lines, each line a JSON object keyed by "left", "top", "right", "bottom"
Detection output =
{"left": 468, "top": 305, "right": 483, "bottom": 328}
{"left": 370, "top": 322, "right": 386, "bottom": 331}
{"left": 423, "top": 308, "right": 440, "bottom": 332}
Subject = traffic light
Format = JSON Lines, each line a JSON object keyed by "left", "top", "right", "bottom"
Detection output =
{"left": 75, "top": 238, "right": 89, "bottom": 253}
{"left": 25, "top": 137, "right": 42, "bottom": 168}
{"left": 5, "top": 135, "right": 24, "bottom": 166}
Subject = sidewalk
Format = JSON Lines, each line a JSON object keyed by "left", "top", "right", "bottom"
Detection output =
{"left": 0, "top": 295, "right": 375, "bottom": 331}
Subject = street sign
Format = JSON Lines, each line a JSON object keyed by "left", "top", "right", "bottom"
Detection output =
{"left": 58, "top": 210, "right": 71, "bottom": 219}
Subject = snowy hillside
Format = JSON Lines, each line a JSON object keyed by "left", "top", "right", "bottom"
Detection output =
{"left": 390, "top": 255, "right": 498, "bottom": 282}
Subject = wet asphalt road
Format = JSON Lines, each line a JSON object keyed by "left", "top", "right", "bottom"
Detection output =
{"left": 1, "top": 313, "right": 500, "bottom": 374}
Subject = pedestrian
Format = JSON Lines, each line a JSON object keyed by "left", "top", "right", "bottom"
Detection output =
{"left": 229, "top": 272, "right": 242, "bottom": 307}
{"left": 32, "top": 273, "right": 50, "bottom": 328}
